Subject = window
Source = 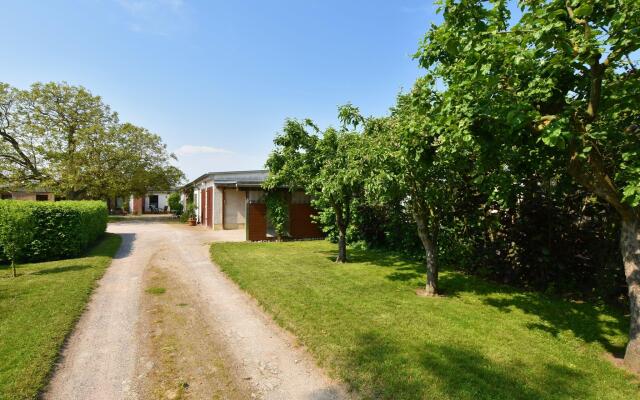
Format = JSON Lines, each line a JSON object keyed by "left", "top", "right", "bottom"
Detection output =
{"left": 36, "top": 194, "right": 49, "bottom": 201}
{"left": 148, "top": 195, "right": 159, "bottom": 209}
{"left": 1, "top": 193, "right": 12, "bottom": 200}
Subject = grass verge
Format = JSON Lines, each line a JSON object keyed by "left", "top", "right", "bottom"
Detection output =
{"left": 0, "top": 233, "right": 121, "bottom": 400}
{"left": 211, "top": 240, "right": 640, "bottom": 400}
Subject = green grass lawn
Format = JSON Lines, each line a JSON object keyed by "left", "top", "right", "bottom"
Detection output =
{"left": 0, "top": 234, "right": 121, "bottom": 400}
{"left": 211, "top": 240, "right": 640, "bottom": 400}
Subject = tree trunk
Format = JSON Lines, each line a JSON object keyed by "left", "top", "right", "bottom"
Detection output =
{"left": 334, "top": 204, "right": 348, "bottom": 263}
{"left": 337, "top": 227, "right": 347, "bottom": 263}
{"left": 12, "top": 260, "right": 16, "bottom": 278}
{"left": 622, "top": 216, "right": 640, "bottom": 372}
{"left": 413, "top": 210, "right": 438, "bottom": 295}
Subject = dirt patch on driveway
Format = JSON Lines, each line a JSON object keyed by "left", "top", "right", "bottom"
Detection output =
{"left": 134, "top": 251, "right": 253, "bottom": 399}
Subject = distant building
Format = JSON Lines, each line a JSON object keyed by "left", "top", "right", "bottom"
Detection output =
{"left": 129, "top": 191, "right": 172, "bottom": 214}
{"left": 0, "top": 188, "right": 55, "bottom": 201}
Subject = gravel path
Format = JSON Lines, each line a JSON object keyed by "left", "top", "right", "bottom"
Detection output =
{"left": 45, "top": 221, "right": 346, "bottom": 400}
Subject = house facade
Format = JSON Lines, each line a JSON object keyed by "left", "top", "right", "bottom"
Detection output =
{"left": 129, "top": 191, "right": 172, "bottom": 214}
{"left": 186, "top": 170, "right": 322, "bottom": 241}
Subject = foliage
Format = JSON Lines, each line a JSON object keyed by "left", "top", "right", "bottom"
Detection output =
{"left": 414, "top": 0, "right": 640, "bottom": 367}
{"left": 265, "top": 108, "right": 365, "bottom": 262}
{"left": 211, "top": 240, "right": 638, "bottom": 400}
{"left": 168, "top": 192, "right": 183, "bottom": 215}
{"left": 265, "top": 191, "right": 289, "bottom": 240}
{"left": 0, "top": 234, "right": 121, "bottom": 400}
{"left": 416, "top": 0, "right": 639, "bottom": 216}
{"left": 183, "top": 202, "right": 197, "bottom": 221}
{"left": 0, "top": 82, "right": 184, "bottom": 199}
{"left": 0, "top": 200, "right": 107, "bottom": 263}
{"left": 0, "top": 201, "right": 35, "bottom": 276}
{"left": 363, "top": 77, "right": 474, "bottom": 294}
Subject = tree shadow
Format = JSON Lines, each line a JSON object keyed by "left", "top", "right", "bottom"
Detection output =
{"left": 32, "top": 264, "right": 93, "bottom": 275}
{"left": 321, "top": 246, "right": 628, "bottom": 358}
{"left": 439, "top": 270, "right": 626, "bottom": 357}
{"left": 344, "top": 331, "right": 587, "bottom": 399}
{"left": 318, "top": 247, "right": 417, "bottom": 268}
{"left": 479, "top": 291, "right": 627, "bottom": 357}
{"left": 441, "top": 271, "right": 627, "bottom": 357}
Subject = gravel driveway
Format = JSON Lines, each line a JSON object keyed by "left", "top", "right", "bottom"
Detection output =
{"left": 44, "top": 220, "right": 346, "bottom": 400}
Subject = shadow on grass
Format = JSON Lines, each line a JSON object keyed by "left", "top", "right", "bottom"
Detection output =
{"left": 345, "top": 331, "right": 586, "bottom": 400}
{"left": 33, "top": 264, "right": 93, "bottom": 275}
{"left": 324, "top": 246, "right": 628, "bottom": 358}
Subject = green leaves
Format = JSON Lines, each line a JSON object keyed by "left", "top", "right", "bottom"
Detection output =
{"left": 265, "top": 106, "right": 368, "bottom": 252}
{"left": 573, "top": 3, "right": 593, "bottom": 18}
{"left": 0, "top": 81, "right": 184, "bottom": 199}
{"left": 265, "top": 191, "right": 290, "bottom": 239}
{"left": 0, "top": 200, "right": 107, "bottom": 263}
{"left": 540, "top": 120, "right": 571, "bottom": 150}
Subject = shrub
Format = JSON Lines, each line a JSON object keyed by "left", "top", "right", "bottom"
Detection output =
{"left": 180, "top": 202, "right": 197, "bottom": 223}
{"left": 0, "top": 200, "right": 108, "bottom": 263}
{"left": 168, "top": 192, "right": 183, "bottom": 215}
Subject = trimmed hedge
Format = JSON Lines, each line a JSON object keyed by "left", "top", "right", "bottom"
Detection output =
{"left": 0, "top": 200, "right": 108, "bottom": 263}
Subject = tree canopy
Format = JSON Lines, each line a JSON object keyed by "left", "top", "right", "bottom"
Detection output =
{"left": 0, "top": 82, "right": 183, "bottom": 199}
{"left": 265, "top": 107, "right": 365, "bottom": 262}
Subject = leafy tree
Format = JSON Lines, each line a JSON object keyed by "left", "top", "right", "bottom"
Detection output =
{"left": 19, "top": 82, "right": 118, "bottom": 199}
{"left": 0, "top": 82, "right": 184, "bottom": 199}
{"left": 416, "top": 0, "right": 640, "bottom": 369}
{"left": 265, "top": 107, "right": 365, "bottom": 262}
{"left": 365, "top": 77, "right": 471, "bottom": 295}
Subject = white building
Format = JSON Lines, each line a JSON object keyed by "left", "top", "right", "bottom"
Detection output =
{"left": 189, "top": 170, "right": 268, "bottom": 229}
{"left": 129, "top": 191, "right": 172, "bottom": 214}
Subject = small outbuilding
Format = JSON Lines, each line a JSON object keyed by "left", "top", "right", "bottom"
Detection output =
{"left": 185, "top": 170, "right": 322, "bottom": 241}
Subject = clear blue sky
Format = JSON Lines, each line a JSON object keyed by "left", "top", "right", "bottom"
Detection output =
{"left": 1, "top": 1, "right": 439, "bottom": 180}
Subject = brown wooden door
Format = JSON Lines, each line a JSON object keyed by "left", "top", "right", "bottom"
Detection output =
{"left": 206, "top": 187, "right": 213, "bottom": 228}
{"left": 247, "top": 203, "right": 267, "bottom": 241}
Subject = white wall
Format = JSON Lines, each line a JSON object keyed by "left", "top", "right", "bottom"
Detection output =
{"left": 144, "top": 192, "right": 170, "bottom": 212}
{"left": 222, "top": 188, "right": 246, "bottom": 229}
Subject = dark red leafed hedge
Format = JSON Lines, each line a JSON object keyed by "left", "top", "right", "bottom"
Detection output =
{"left": 0, "top": 200, "right": 108, "bottom": 263}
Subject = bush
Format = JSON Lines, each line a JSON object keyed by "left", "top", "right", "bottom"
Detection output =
{"left": 0, "top": 200, "right": 108, "bottom": 263}
{"left": 180, "top": 202, "right": 196, "bottom": 223}
{"left": 168, "top": 192, "right": 183, "bottom": 215}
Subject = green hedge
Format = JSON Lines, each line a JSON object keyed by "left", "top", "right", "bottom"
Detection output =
{"left": 0, "top": 200, "right": 108, "bottom": 263}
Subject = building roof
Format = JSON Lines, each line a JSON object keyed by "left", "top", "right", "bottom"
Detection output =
{"left": 183, "top": 170, "right": 269, "bottom": 189}
{"left": 0, "top": 186, "right": 53, "bottom": 193}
